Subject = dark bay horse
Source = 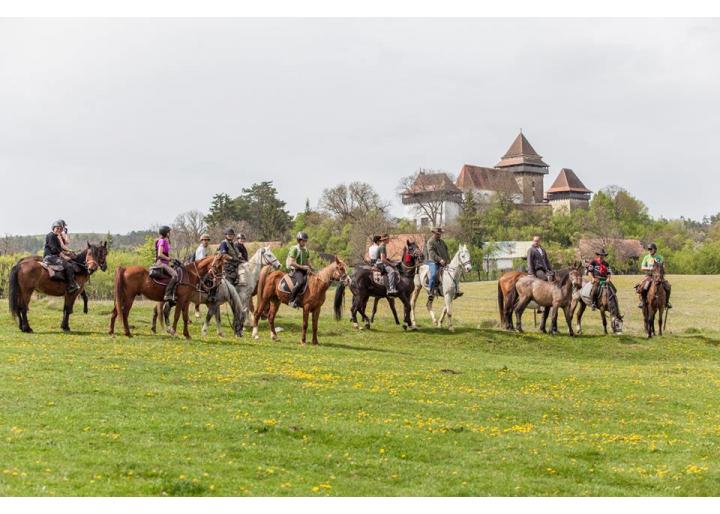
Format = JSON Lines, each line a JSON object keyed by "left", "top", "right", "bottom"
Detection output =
{"left": 252, "top": 257, "right": 349, "bottom": 344}
{"left": 109, "top": 254, "right": 228, "bottom": 339}
{"left": 571, "top": 280, "right": 624, "bottom": 335}
{"left": 643, "top": 261, "right": 668, "bottom": 338}
{"left": 8, "top": 242, "right": 109, "bottom": 333}
{"left": 513, "top": 265, "right": 584, "bottom": 335}
{"left": 333, "top": 240, "right": 423, "bottom": 331}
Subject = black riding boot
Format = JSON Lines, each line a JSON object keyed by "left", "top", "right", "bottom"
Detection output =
{"left": 65, "top": 266, "right": 79, "bottom": 294}
{"left": 664, "top": 282, "right": 672, "bottom": 308}
{"left": 164, "top": 276, "right": 178, "bottom": 303}
{"left": 590, "top": 283, "right": 599, "bottom": 310}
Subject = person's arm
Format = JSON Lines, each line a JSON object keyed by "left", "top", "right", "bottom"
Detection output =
{"left": 527, "top": 248, "right": 536, "bottom": 275}
{"left": 159, "top": 240, "right": 170, "bottom": 260}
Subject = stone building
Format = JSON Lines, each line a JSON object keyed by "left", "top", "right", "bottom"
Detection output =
{"left": 545, "top": 168, "right": 592, "bottom": 213}
{"left": 402, "top": 132, "right": 591, "bottom": 227}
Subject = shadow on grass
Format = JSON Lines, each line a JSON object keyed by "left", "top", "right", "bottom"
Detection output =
{"left": 320, "top": 341, "right": 410, "bottom": 354}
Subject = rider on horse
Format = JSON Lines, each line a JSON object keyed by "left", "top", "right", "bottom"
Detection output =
{"left": 155, "top": 225, "right": 178, "bottom": 302}
{"left": 638, "top": 242, "right": 672, "bottom": 309}
{"left": 43, "top": 220, "right": 80, "bottom": 294}
{"left": 195, "top": 233, "right": 211, "bottom": 261}
{"left": 587, "top": 248, "right": 613, "bottom": 310}
{"left": 426, "top": 227, "right": 463, "bottom": 300}
{"left": 368, "top": 235, "right": 381, "bottom": 264}
{"left": 376, "top": 233, "right": 399, "bottom": 297}
{"left": 287, "top": 231, "right": 314, "bottom": 308}
{"left": 527, "top": 235, "right": 553, "bottom": 281}
{"left": 218, "top": 228, "right": 245, "bottom": 286}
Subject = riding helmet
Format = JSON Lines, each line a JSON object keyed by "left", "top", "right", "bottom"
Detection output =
{"left": 237, "top": 233, "right": 247, "bottom": 241}
{"left": 58, "top": 219, "right": 67, "bottom": 227}
{"left": 159, "top": 225, "right": 171, "bottom": 236}
{"left": 296, "top": 231, "right": 309, "bottom": 241}
{"left": 51, "top": 220, "right": 63, "bottom": 229}
{"left": 647, "top": 242, "right": 657, "bottom": 251}
{"left": 224, "top": 228, "right": 236, "bottom": 236}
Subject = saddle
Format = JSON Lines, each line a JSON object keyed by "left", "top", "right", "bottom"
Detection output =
{"left": 372, "top": 269, "right": 385, "bottom": 287}
{"left": 422, "top": 267, "right": 445, "bottom": 295}
{"left": 149, "top": 265, "right": 184, "bottom": 287}
{"left": 39, "top": 261, "right": 67, "bottom": 281}
{"left": 279, "top": 273, "right": 308, "bottom": 296}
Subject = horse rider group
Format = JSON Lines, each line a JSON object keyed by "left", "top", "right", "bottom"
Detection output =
{"left": 524, "top": 235, "right": 671, "bottom": 310}
{"left": 43, "top": 219, "right": 80, "bottom": 294}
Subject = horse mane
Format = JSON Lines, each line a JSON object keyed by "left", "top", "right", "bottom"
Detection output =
{"left": 554, "top": 268, "right": 571, "bottom": 287}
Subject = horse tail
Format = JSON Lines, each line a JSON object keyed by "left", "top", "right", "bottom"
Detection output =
{"left": 334, "top": 281, "right": 346, "bottom": 321}
{"left": 8, "top": 260, "right": 22, "bottom": 319}
{"left": 497, "top": 281, "right": 504, "bottom": 324}
{"left": 114, "top": 266, "right": 126, "bottom": 315}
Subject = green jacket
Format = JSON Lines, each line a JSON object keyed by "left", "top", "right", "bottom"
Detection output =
{"left": 641, "top": 253, "right": 664, "bottom": 275}
{"left": 427, "top": 237, "right": 450, "bottom": 264}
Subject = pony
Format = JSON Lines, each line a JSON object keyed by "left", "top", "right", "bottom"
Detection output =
{"left": 252, "top": 257, "right": 349, "bottom": 344}
{"left": 497, "top": 271, "right": 528, "bottom": 330}
{"left": 513, "top": 264, "right": 584, "bottom": 335}
{"left": 571, "top": 279, "right": 624, "bottom": 335}
{"left": 8, "top": 242, "right": 109, "bottom": 333}
{"left": 643, "top": 261, "right": 668, "bottom": 338}
{"left": 411, "top": 244, "right": 472, "bottom": 332}
{"left": 109, "top": 254, "right": 229, "bottom": 339}
{"left": 333, "top": 240, "right": 423, "bottom": 331}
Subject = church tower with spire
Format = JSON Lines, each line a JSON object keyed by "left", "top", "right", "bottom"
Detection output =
{"left": 495, "top": 131, "right": 549, "bottom": 205}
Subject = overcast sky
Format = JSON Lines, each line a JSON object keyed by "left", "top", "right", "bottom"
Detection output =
{"left": 1, "top": 18, "right": 719, "bottom": 235}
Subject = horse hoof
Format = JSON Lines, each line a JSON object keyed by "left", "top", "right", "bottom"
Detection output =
{"left": 448, "top": 326, "right": 455, "bottom": 333}
{"left": 403, "top": 324, "right": 408, "bottom": 331}
{"left": 352, "top": 323, "right": 359, "bottom": 329}
{"left": 253, "top": 335, "right": 260, "bottom": 341}
{"left": 364, "top": 323, "right": 370, "bottom": 330}
{"left": 271, "top": 335, "right": 277, "bottom": 341}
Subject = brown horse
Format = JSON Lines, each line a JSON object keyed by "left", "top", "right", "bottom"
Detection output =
{"left": 8, "top": 242, "right": 109, "bottom": 333}
{"left": 251, "top": 257, "right": 349, "bottom": 344}
{"left": 513, "top": 265, "right": 584, "bottom": 335}
{"left": 497, "top": 271, "right": 527, "bottom": 330}
{"left": 109, "top": 254, "right": 228, "bottom": 339}
{"left": 571, "top": 279, "right": 624, "bottom": 335}
{"left": 643, "top": 261, "right": 667, "bottom": 338}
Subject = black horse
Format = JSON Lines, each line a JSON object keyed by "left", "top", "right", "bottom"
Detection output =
{"left": 333, "top": 240, "right": 423, "bottom": 331}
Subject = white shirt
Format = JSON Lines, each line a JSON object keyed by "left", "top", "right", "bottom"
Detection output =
{"left": 195, "top": 244, "right": 208, "bottom": 261}
{"left": 368, "top": 244, "right": 380, "bottom": 261}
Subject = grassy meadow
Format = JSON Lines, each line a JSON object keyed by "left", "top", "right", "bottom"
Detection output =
{"left": 1, "top": 275, "right": 720, "bottom": 496}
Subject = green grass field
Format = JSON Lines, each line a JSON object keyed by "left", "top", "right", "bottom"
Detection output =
{"left": 1, "top": 275, "right": 720, "bottom": 496}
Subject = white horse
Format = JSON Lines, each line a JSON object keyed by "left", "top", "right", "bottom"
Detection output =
{"left": 411, "top": 244, "right": 472, "bottom": 332}
{"left": 222, "top": 246, "right": 281, "bottom": 336}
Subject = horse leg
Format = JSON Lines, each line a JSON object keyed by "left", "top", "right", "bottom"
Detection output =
{"left": 359, "top": 296, "right": 371, "bottom": 329}
{"left": 120, "top": 294, "right": 135, "bottom": 337}
{"left": 443, "top": 294, "right": 454, "bottom": 332}
{"left": 600, "top": 308, "right": 608, "bottom": 335}
{"left": 426, "top": 295, "right": 438, "bottom": 326}
{"left": 82, "top": 289, "right": 89, "bottom": 314}
{"left": 514, "top": 297, "right": 532, "bottom": 333}
{"left": 109, "top": 303, "right": 118, "bottom": 335}
{"left": 350, "top": 294, "right": 360, "bottom": 329}
{"left": 215, "top": 305, "right": 224, "bottom": 337}
{"left": 550, "top": 305, "right": 559, "bottom": 334}
{"left": 300, "top": 306, "right": 310, "bottom": 344}
{"left": 195, "top": 303, "right": 201, "bottom": 319}
{"left": 657, "top": 308, "right": 664, "bottom": 336}
{"left": 181, "top": 302, "right": 191, "bottom": 340}
{"left": 564, "top": 305, "right": 575, "bottom": 337}
{"left": 410, "top": 285, "right": 420, "bottom": 329}
{"left": 61, "top": 293, "right": 78, "bottom": 332}
{"left": 576, "top": 302, "right": 586, "bottom": 334}
{"left": 370, "top": 296, "right": 381, "bottom": 323}
{"left": 252, "top": 297, "right": 266, "bottom": 340}
{"left": 387, "top": 298, "right": 400, "bottom": 325}
{"left": 268, "top": 300, "right": 280, "bottom": 341}
{"left": 539, "top": 307, "right": 550, "bottom": 333}
{"left": 202, "top": 305, "right": 213, "bottom": 336}
{"left": 311, "top": 308, "right": 321, "bottom": 345}
{"left": 171, "top": 300, "right": 182, "bottom": 337}
{"left": 151, "top": 304, "right": 158, "bottom": 334}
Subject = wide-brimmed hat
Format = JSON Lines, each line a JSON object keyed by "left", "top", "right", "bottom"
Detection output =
{"left": 380, "top": 233, "right": 390, "bottom": 242}
{"left": 431, "top": 227, "right": 444, "bottom": 234}
{"left": 596, "top": 248, "right": 608, "bottom": 256}
{"left": 200, "top": 233, "right": 210, "bottom": 241}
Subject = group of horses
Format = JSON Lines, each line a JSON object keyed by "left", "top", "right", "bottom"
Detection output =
{"left": 6, "top": 239, "right": 669, "bottom": 341}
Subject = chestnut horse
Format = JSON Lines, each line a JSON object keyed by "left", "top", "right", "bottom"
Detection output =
{"left": 8, "top": 242, "right": 109, "bottom": 333}
{"left": 109, "top": 254, "right": 228, "bottom": 339}
{"left": 252, "top": 257, "right": 349, "bottom": 344}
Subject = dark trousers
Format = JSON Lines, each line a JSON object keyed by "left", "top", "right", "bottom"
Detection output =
{"left": 290, "top": 269, "right": 308, "bottom": 302}
{"left": 533, "top": 269, "right": 551, "bottom": 281}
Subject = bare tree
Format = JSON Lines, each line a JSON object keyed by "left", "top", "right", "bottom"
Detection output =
{"left": 398, "top": 169, "right": 460, "bottom": 227}
{"left": 319, "top": 182, "right": 390, "bottom": 221}
{"left": 172, "top": 210, "right": 208, "bottom": 257}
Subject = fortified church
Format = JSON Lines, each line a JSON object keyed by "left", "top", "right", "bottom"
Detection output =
{"left": 402, "top": 132, "right": 592, "bottom": 228}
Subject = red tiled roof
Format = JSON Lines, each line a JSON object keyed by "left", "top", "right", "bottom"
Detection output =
{"left": 456, "top": 164, "right": 522, "bottom": 195}
{"left": 546, "top": 168, "right": 591, "bottom": 194}
{"left": 496, "top": 132, "right": 548, "bottom": 168}
{"left": 405, "top": 171, "right": 461, "bottom": 194}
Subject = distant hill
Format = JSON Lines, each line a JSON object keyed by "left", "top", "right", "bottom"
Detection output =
{"left": 0, "top": 230, "right": 153, "bottom": 255}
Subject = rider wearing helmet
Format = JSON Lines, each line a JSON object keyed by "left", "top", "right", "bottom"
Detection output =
{"left": 155, "top": 225, "right": 178, "bottom": 302}
{"left": 638, "top": 242, "right": 672, "bottom": 309}
{"left": 236, "top": 233, "right": 249, "bottom": 263}
{"left": 43, "top": 220, "right": 80, "bottom": 293}
{"left": 287, "top": 231, "right": 313, "bottom": 308}
{"left": 218, "top": 228, "right": 243, "bottom": 285}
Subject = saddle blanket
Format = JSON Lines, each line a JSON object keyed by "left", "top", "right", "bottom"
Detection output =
{"left": 580, "top": 282, "right": 593, "bottom": 305}
{"left": 39, "top": 261, "right": 67, "bottom": 281}
{"left": 149, "top": 266, "right": 184, "bottom": 287}
{"left": 279, "top": 273, "right": 308, "bottom": 296}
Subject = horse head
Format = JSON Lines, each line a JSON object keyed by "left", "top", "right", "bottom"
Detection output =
{"left": 85, "top": 240, "right": 109, "bottom": 273}
{"left": 333, "top": 256, "right": 351, "bottom": 285}
{"left": 653, "top": 260, "right": 665, "bottom": 282}
{"left": 261, "top": 246, "right": 281, "bottom": 269}
{"left": 570, "top": 262, "right": 584, "bottom": 290}
{"left": 457, "top": 244, "right": 473, "bottom": 273}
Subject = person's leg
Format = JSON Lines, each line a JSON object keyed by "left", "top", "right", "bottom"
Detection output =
{"left": 290, "top": 270, "right": 306, "bottom": 307}
{"left": 387, "top": 267, "right": 398, "bottom": 295}
{"left": 590, "top": 280, "right": 599, "bottom": 309}
{"left": 638, "top": 277, "right": 650, "bottom": 308}
{"left": 664, "top": 281, "right": 672, "bottom": 308}
{"left": 428, "top": 262, "right": 438, "bottom": 299}
{"left": 163, "top": 264, "right": 179, "bottom": 302}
